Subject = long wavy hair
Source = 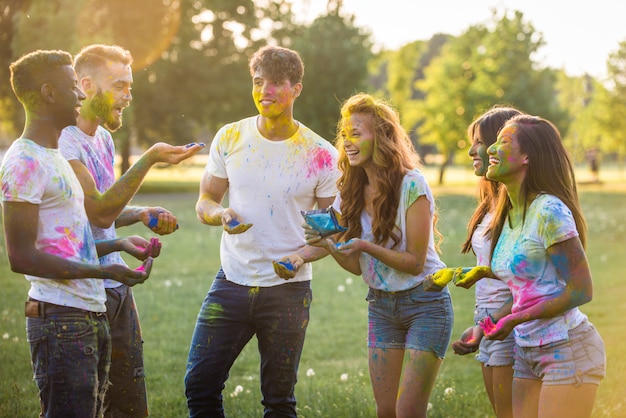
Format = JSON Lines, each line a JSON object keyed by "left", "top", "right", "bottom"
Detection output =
{"left": 461, "top": 106, "right": 523, "bottom": 254}
{"left": 335, "top": 93, "right": 435, "bottom": 249}
{"left": 490, "top": 115, "right": 587, "bottom": 256}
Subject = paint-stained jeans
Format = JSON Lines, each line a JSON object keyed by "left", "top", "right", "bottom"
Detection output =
{"left": 185, "top": 270, "right": 312, "bottom": 418}
{"left": 26, "top": 311, "right": 110, "bottom": 418}
{"left": 104, "top": 285, "right": 148, "bottom": 418}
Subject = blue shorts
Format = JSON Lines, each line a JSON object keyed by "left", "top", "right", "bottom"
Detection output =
{"left": 474, "top": 307, "right": 515, "bottom": 367}
{"left": 366, "top": 284, "right": 453, "bottom": 358}
{"left": 513, "top": 320, "right": 606, "bottom": 385}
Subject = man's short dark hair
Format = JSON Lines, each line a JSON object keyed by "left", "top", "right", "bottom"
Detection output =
{"left": 249, "top": 45, "right": 304, "bottom": 85}
{"left": 10, "top": 50, "right": 73, "bottom": 108}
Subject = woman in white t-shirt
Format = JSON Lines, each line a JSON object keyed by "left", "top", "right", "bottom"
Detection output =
{"left": 441, "top": 107, "right": 522, "bottom": 418}
{"left": 484, "top": 114, "right": 605, "bottom": 417}
{"left": 305, "top": 93, "right": 452, "bottom": 418}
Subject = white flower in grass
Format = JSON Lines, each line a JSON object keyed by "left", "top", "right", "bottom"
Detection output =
{"left": 345, "top": 277, "right": 353, "bottom": 285}
{"left": 427, "top": 403, "right": 433, "bottom": 411}
{"left": 2, "top": 333, "right": 8, "bottom": 340}
{"left": 444, "top": 387, "right": 455, "bottom": 396}
{"left": 306, "top": 368, "right": 315, "bottom": 377}
{"left": 337, "top": 285, "right": 345, "bottom": 292}
{"left": 230, "top": 385, "right": 244, "bottom": 397}
{"left": 340, "top": 373, "right": 349, "bottom": 381}
{"left": 163, "top": 280, "right": 172, "bottom": 288}
{"left": 12, "top": 336, "right": 18, "bottom": 343}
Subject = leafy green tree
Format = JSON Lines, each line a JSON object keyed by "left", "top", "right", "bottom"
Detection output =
{"left": 416, "top": 9, "right": 567, "bottom": 184}
{"left": 0, "top": 0, "right": 29, "bottom": 144}
{"left": 557, "top": 71, "right": 606, "bottom": 170}
{"left": 383, "top": 34, "right": 449, "bottom": 153}
{"left": 290, "top": 6, "right": 372, "bottom": 140}
{"left": 597, "top": 40, "right": 626, "bottom": 166}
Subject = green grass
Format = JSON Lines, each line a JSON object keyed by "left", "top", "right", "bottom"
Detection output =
{"left": 1, "top": 165, "right": 625, "bottom": 417}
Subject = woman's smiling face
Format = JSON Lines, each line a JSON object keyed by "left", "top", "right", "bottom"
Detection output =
{"left": 341, "top": 112, "right": 375, "bottom": 168}
{"left": 468, "top": 128, "right": 490, "bottom": 177}
{"left": 486, "top": 123, "right": 528, "bottom": 184}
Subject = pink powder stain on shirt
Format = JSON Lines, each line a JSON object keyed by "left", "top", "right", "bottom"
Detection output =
{"left": 306, "top": 148, "right": 333, "bottom": 178}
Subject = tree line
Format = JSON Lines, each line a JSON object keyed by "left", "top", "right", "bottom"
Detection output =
{"left": 1, "top": 0, "right": 625, "bottom": 182}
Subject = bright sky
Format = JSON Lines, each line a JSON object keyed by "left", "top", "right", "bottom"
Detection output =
{"left": 288, "top": 0, "right": 626, "bottom": 79}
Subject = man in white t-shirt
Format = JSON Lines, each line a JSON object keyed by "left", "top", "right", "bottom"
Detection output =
{"left": 58, "top": 44, "right": 205, "bottom": 418}
{"left": 185, "top": 45, "right": 340, "bottom": 417}
{"left": 1, "top": 49, "right": 151, "bottom": 418}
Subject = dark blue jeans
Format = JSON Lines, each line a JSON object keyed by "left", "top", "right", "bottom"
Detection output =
{"left": 185, "top": 270, "right": 312, "bottom": 417}
{"left": 26, "top": 310, "right": 110, "bottom": 418}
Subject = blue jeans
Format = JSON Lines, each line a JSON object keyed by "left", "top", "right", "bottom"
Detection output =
{"left": 104, "top": 285, "right": 148, "bottom": 418}
{"left": 185, "top": 270, "right": 312, "bottom": 417}
{"left": 26, "top": 310, "right": 111, "bottom": 417}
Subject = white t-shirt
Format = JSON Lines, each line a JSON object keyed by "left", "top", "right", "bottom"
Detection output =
{"left": 473, "top": 212, "right": 511, "bottom": 308}
{"left": 60, "top": 125, "right": 126, "bottom": 289}
{"left": 491, "top": 194, "right": 587, "bottom": 347}
{"left": 0, "top": 139, "right": 105, "bottom": 312}
{"left": 206, "top": 116, "right": 339, "bottom": 287}
{"left": 333, "top": 169, "right": 446, "bottom": 292}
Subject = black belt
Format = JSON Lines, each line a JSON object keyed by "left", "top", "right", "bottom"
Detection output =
{"left": 25, "top": 299, "right": 104, "bottom": 319}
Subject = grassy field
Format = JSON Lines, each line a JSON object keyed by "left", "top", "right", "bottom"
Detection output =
{"left": 0, "top": 163, "right": 625, "bottom": 417}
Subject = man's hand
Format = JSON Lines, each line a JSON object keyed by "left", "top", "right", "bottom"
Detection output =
{"left": 103, "top": 257, "right": 153, "bottom": 287}
{"left": 142, "top": 207, "right": 179, "bottom": 235}
{"left": 119, "top": 236, "right": 161, "bottom": 260}
{"left": 273, "top": 255, "right": 304, "bottom": 280}
{"left": 146, "top": 142, "right": 205, "bottom": 165}
{"left": 221, "top": 210, "right": 252, "bottom": 234}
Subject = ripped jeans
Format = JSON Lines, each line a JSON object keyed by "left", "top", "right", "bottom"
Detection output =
{"left": 26, "top": 311, "right": 111, "bottom": 417}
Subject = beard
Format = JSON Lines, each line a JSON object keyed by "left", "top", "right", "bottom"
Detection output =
{"left": 83, "top": 90, "right": 123, "bottom": 132}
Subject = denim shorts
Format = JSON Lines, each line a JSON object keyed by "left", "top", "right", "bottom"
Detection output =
{"left": 366, "top": 284, "right": 453, "bottom": 358}
{"left": 474, "top": 307, "right": 515, "bottom": 367}
{"left": 513, "top": 320, "right": 606, "bottom": 385}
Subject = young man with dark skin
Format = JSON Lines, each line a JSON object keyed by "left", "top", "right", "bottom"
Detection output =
{"left": 185, "top": 45, "right": 339, "bottom": 417}
{"left": 2, "top": 49, "right": 153, "bottom": 418}
{"left": 58, "top": 44, "right": 204, "bottom": 417}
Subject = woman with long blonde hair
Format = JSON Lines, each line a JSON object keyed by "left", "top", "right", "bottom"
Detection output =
{"left": 306, "top": 93, "right": 452, "bottom": 418}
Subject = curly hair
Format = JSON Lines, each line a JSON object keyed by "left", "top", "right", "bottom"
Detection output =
{"left": 461, "top": 106, "right": 523, "bottom": 254}
{"left": 74, "top": 44, "right": 133, "bottom": 78}
{"left": 489, "top": 115, "right": 587, "bottom": 256}
{"left": 335, "top": 93, "right": 429, "bottom": 249}
{"left": 249, "top": 45, "right": 304, "bottom": 85}
{"left": 10, "top": 49, "right": 73, "bottom": 109}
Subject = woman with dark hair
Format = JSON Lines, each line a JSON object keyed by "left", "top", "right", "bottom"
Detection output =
{"left": 435, "top": 106, "right": 523, "bottom": 418}
{"left": 484, "top": 114, "right": 605, "bottom": 417}
{"left": 305, "top": 93, "right": 452, "bottom": 418}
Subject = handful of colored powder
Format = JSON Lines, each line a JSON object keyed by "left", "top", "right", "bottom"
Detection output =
{"left": 479, "top": 315, "right": 497, "bottom": 336}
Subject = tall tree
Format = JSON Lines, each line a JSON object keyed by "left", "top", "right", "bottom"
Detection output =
{"left": 416, "top": 9, "right": 567, "bottom": 184}
{"left": 290, "top": 5, "right": 372, "bottom": 140}
{"left": 597, "top": 40, "right": 626, "bottom": 166}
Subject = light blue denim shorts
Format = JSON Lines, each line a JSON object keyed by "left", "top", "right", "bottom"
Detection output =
{"left": 474, "top": 307, "right": 515, "bottom": 367}
{"left": 366, "top": 283, "right": 453, "bottom": 358}
{"left": 513, "top": 320, "right": 606, "bottom": 385}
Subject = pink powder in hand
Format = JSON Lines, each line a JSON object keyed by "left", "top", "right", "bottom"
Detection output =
{"left": 479, "top": 316, "right": 496, "bottom": 336}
